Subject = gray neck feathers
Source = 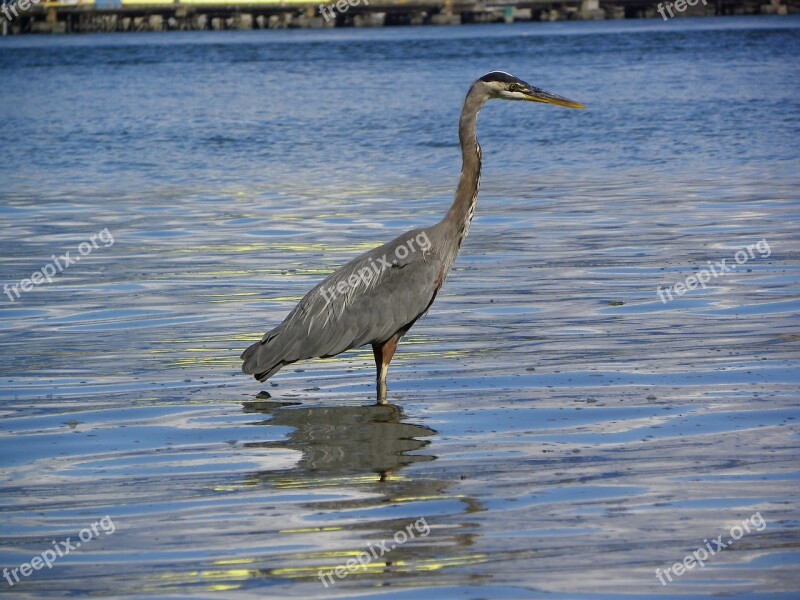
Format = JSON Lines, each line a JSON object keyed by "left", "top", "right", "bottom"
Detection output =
{"left": 443, "top": 83, "right": 489, "bottom": 248}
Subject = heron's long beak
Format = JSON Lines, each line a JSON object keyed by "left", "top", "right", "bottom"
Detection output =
{"left": 523, "top": 86, "right": 584, "bottom": 109}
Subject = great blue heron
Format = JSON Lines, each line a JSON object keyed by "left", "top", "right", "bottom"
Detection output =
{"left": 242, "top": 71, "right": 584, "bottom": 402}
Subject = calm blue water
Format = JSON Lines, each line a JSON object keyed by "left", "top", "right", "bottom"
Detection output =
{"left": 1, "top": 16, "right": 799, "bottom": 599}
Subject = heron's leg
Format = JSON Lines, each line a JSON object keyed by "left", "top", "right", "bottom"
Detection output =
{"left": 372, "top": 335, "right": 400, "bottom": 404}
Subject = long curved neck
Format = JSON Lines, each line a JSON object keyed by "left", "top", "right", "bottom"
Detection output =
{"left": 442, "top": 85, "right": 489, "bottom": 246}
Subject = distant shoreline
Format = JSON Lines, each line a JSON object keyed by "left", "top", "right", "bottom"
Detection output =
{"left": 1, "top": 0, "right": 795, "bottom": 35}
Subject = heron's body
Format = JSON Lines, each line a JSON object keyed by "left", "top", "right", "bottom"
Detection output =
{"left": 242, "top": 72, "right": 583, "bottom": 401}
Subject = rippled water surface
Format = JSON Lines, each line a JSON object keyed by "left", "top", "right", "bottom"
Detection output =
{"left": 1, "top": 16, "right": 799, "bottom": 599}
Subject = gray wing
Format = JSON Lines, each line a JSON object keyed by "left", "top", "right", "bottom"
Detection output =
{"left": 241, "top": 227, "right": 445, "bottom": 378}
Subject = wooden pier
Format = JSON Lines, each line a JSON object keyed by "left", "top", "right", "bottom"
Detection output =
{"left": 0, "top": 0, "right": 795, "bottom": 34}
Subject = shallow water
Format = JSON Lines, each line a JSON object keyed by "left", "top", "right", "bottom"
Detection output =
{"left": 1, "top": 16, "right": 799, "bottom": 599}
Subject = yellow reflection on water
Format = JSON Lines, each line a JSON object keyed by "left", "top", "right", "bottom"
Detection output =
{"left": 214, "top": 558, "right": 258, "bottom": 566}
{"left": 271, "top": 553, "right": 490, "bottom": 579}
{"left": 271, "top": 473, "right": 407, "bottom": 489}
{"left": 279, "top": 526, "right": 343, "bottom": 534}
{"left": 152, "top": 550, "right": 488, "bottom": 592}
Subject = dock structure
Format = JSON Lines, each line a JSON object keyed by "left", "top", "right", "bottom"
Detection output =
{"left": 0, "top": 0, "right": 795, "bottom": 34}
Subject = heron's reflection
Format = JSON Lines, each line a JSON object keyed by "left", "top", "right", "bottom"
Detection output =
{"left": 228, "top": 400, "right": 488, "bottom": 586}
{"left": 242, "top": 400, "right": 437, "bottom": 481}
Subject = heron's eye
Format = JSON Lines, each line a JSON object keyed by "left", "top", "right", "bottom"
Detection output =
{"left": 508, "top": 84, "right": 518, "bottom": 92}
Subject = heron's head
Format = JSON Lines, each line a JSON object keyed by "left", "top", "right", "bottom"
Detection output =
{"left": 477, "top": 71, "right": 584, "bottom": 109}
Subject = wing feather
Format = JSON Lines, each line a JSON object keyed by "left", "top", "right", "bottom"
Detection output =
{"left": 243, "top": 227, "right": 445, "bottom": 378}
